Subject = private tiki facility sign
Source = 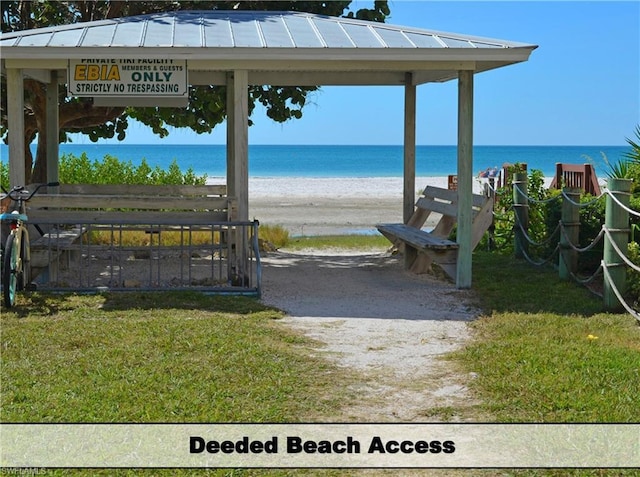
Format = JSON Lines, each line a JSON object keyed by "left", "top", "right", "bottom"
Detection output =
{"left": 68, "top": 59, "right": 188, "bottom": 97}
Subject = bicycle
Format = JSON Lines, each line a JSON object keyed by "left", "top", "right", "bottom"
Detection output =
{"left": 0, "top": 182, "right": 59, "bottom": 308}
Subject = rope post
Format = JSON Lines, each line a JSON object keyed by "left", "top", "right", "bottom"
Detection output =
{"left": 484, "top": 182, "right": 496, "bottom": 250}
{"left": 603, "top": 178, "right": 632, "bottom": 311}
{"left": 559, "top": 187, "right": 580, "bottom": 280}
{"left": 513, "top": 172, "right": 529, "bottom": 259}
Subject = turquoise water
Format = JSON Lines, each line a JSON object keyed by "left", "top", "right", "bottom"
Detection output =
{"left": 0, "top": 144, "right": 630, "bottom": 178}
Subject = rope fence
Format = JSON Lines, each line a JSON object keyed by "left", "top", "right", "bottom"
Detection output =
{"left": 501, "top": 174, "right": 640, "bottom": 322}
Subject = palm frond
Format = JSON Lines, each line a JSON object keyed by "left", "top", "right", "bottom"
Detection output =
{"left": 623, "top": 125, "right": 640, "bottom": 163}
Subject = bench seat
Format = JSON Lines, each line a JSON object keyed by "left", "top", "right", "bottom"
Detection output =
{"left": 376, "top": 185, "right": 493, "bottom": 280}
{"left": 376, "top": 224, "right": 458, "bottom": 251}
{"left": 31, "top": 226, "right": 86, "bottom": 249}
{"left": 30, "top": 226, "right": 86, "bottom": 271}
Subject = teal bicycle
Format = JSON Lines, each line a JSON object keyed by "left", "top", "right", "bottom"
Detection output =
{"left": 0, "top": 182, "right": 58, "bottom": 308}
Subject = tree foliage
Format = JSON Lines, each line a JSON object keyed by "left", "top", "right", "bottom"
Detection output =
{"left": 0, "top": 1, "right": 390, "bottom": 182}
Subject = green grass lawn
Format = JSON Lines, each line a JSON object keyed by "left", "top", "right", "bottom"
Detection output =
{"left": 457, "top": 251, "right": 640, "bottom": 423}
{"left": 1, "top": 292, "right": 353, "bottom": 423}
{"left": 2, "top": 240, "right": 639, "bottom": 476}
{"left": 284, "top": 234, "right": 390, "bottom": 251}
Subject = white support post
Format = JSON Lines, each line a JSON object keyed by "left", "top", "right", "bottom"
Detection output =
{"left": 7, "top": 68, "right": 26, "bottom": 187}
{"left": 226, "top": 70, "right": 249, "bottom": 221}
{"left": 403, "top": 73, "right": 417, "bottom": 225}
{"left": 226, "top": 73, "right": 236, "bottom": 204}
{"left": 46, "top": 70, "right": 60, "bottom": 184}
{"left": 456, "top": 70, "right": 474, "bottom": 289}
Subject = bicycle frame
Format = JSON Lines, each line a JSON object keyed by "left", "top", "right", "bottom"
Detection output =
{"left": 1, "top": 182, "right": 58, "bottom": 307}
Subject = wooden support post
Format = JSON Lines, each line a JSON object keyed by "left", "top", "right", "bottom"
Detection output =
{"left": 485, "top": 181, "right": 496, "bottom": 250}
{"left": 603, "top": 178, "right": 632, "bottom": 311}
{"left": 225, "top": 70, "right": 249, "bottom": 281}
{"left": 226, "top": 73, "right": 236, "bottom": 202}
{"left": 559, "top": 187, "right": 580, "bottom": 281}
{"left": 46, "top": 70, "right": 60, "bottom": 185}
{"left": 456, "top": 70, "right": 474, "bottom": 289}
{"left": 404, "top": 73, "right": 417, "bottom": 271}
{"left": 513, "top": 172, "right": 529, "bottom": 259}
{"left": 7, "top": 68, "right": 26, "bottom": 187}
{"left": 403, "top": 73, "right": 416, "bottom": 225}
{"left": 226, "top": 70, "right": 249, "bottom": 221}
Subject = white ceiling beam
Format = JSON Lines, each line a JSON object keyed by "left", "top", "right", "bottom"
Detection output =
{"left": 187, "top": 59, "right": 478, "bottom": 72}
{"left": 23, "top": 68, "right": 51, "bottom": 83}
{"left": 3, "top": 64, "right": 469, "bottom": 87}
{"left": 5, "top": 58, "right": 479, "bottom": 86}
{"left": 411, "top": 70, "right": 461, "bottom": 84}
{"left": 250, "top": 71, "right": 406, "bottom": 86}
{"left": 188, "top": 71, "right": 228, "bottom": 85}
{"left": 93, "top": 97, "right": 188, "bottom": 107}
{"left": 189, "top": 70, "right": 407, "bottom": 86}
{"left": 5, "top": 59, "right": 67, "bottom": 69}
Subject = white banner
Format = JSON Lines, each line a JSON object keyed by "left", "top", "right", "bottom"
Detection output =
{"left": 68, "top": 59, "right": 188, "bottom": 97}
{"left": 1, "top": 423, "right": 639, "bottom": 469}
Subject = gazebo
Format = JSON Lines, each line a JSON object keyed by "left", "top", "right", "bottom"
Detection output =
{"left": 0, "top": 10, "right": 537, "bottom": 288}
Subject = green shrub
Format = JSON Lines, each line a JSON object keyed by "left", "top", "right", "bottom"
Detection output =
{"left": 259, "top": 224, "right": 290, "bottom": 248}
{"left": 57, "top": 153, "right": 207, "bottom": 185}
{"left": 490, "top": 166, "right": 611, "bottom": 275}
{"left": 489, "top": 155, "right": 640, "bottom": 306}
{"left": 543, "top": 190, "right": 606, "bottom": 273}
{"left": 1, "top": 153, "right": 206, "bottom": 189}
{"left": 627, "top": 241, "right": 640, "bottom": 306}
{"left": 491, "top": 166, "right": 555, "bottom": 253}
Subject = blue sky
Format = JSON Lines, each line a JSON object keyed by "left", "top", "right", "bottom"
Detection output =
{"left": 73, "top": 1, "right": 640, "bottom": 146}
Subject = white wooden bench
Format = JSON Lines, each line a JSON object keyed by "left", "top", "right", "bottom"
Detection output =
{"left": 26, "top": 183, "right": 234, "bottom": 277}
{"left": 376, "top": 185, "right": 493, "bottom": 280}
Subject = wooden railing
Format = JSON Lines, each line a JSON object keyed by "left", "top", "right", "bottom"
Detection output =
{"left": 549, "top": 163, "right": 601, "bottom": 196}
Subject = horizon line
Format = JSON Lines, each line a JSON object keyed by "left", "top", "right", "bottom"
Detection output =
{"left": 45, "top": 143, "right": 630, "bottom": 148}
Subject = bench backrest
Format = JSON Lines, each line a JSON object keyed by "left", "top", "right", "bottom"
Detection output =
{"left": 549, "top": 163, "right": 601, "bottom": 196}
{"left": 407, "top": 185, "right": 493, "bottom": 250}
{"left": 27, "top": 183, "right": 236, "bottom": 225}
{"left": 57, "top": 184, "right": 227, "bottom": 196}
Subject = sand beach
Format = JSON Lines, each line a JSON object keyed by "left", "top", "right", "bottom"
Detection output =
{"left": 240, "top": 175, "right": 564, "bottom": 235}
{"left": 244, "top": 176, "right": 492, "bottom": 236}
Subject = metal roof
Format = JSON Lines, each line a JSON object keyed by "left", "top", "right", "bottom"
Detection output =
{"left": 0, "top": 10, "right": 536, "bottom": 85}
{"left": 1, "top": 10, "right": 532, "bottom": 50}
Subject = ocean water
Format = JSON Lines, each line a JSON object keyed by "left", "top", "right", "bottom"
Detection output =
{"left": 0, "top": 144, "right": 630, "bottom": 179}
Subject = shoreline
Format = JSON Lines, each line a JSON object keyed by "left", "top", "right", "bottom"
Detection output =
{"left": 208, "top": 175, "right": 493, "bottom": 197}
{"left": 238, "top": 176, "right": 497, "bottom": 236}
{"left": 232, "top": 175, "right": 561, "bottom": 236}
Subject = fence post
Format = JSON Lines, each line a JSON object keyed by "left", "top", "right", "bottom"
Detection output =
{"left": 513, "top": 172, "right": 529, "bottom": 259}
{"left": 603, "top": 178, "right": 632, "bottom": 311}
{"left": 559, "top": 187, "right": 580, "bottom": 280}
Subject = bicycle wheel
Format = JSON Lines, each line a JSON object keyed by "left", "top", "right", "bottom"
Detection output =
{"left": 18, "top": 229, "right": 30, "bottom": 291}
{"left": 3, "top": 233, "right": 19, "bottom": 308}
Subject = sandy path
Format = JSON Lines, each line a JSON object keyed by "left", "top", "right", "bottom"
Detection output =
{"left": 259, "top": 249, "right": 482, "bottom": 422}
